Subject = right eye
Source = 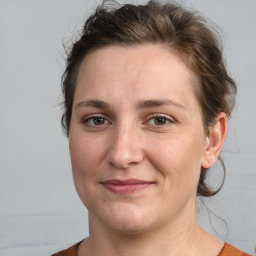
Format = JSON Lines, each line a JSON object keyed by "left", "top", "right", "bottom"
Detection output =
{"left": 82, "top": 116, "right": 111, "bottom": 128}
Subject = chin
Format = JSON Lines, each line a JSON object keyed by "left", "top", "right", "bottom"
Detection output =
{"left": 106, "top": 219, "right": 151, "bottom": 235}
{"left": 94, "top": 204, "right": 155, "bottom": 234}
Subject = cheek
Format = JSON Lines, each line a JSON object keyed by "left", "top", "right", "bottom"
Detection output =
{"left": 69, "top": 131, "right": 104, "bottom": 173}
{"left": 69, "top": 132, "right": 105, "bottom": 199}
{"left": 145, "top": 135, "right": 203, "bottom": 190}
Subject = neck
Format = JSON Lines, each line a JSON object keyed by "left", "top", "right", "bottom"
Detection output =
{"left": 78, "top": 203, "right": 222, "bottom": 256}
{"left": 89, "top": 218, "right": 200, "bottom": 256}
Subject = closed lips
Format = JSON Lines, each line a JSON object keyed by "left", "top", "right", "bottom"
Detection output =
{"left": 101, "top": 179, "right": 154, "bottom": 194}
{"left": 101, "top": 179, "right": 153, "bottom": 185}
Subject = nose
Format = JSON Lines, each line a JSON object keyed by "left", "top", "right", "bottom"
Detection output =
{"left": 107, "top": 125, "right": 144, "bottom": 169}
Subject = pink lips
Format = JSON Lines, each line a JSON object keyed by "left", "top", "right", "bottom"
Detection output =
{"left": 101, "top": 179, "right": 153, "bottom": 194}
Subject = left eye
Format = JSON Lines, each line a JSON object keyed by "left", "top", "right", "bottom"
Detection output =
{"left": 151, "top": 117, "right": 168, "bottom": 125}
{"left": 146, "top": 115, "right": 173, "bottom": 126}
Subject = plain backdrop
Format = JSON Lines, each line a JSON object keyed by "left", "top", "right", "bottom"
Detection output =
{"left": 0, "top": 0, "right": 255, "bottom": 255}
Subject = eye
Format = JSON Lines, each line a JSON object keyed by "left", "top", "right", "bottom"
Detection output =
{"left": 151, "top": 116, "right": 169, "bottom": 125}
{"left": 82, "top": 115, "right": 111, "bottom": 127}
{"left": 144, "top": 114, "right": 174, "bottom": 128}
{"left": 91, "top": 117, "right": 106, "bottom": 125}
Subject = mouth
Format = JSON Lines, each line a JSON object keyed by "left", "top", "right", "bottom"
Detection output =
{"left": 100, "top": 179, "right": 154, "bottom": 194}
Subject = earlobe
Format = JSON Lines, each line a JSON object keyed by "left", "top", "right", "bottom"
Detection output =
{"left": 201, "top": 112, "right": 227, "bottom": 169}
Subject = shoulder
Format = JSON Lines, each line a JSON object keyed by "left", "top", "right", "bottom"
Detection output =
{"left": 51, "top": 241, "right": 252, "bottom": 256}
{"left": 51, "top": 242, "right": 80, "bottom": 256}
{"left": 218, "top": 243, "right": 251, "bottom": 256}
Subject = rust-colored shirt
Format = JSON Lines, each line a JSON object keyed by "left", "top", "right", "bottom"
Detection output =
{"left": 51, "top": 242, "right": 251, "bottom": 256}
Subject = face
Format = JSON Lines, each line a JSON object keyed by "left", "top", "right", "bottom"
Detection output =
{"left": 69, "top": 44, "right": 210, "bottom": 234}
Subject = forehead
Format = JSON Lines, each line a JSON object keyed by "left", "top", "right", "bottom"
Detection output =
{"left": 75, "top": 44, "right": 198, "bottom": 107}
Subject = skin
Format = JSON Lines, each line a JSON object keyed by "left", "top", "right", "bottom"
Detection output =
{"left": 69, "top": 44, "right": 227, "bottom": 256}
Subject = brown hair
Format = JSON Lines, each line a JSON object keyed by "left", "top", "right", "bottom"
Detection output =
{"left": 61, "top": 0, "right": 237, "bottom": 197}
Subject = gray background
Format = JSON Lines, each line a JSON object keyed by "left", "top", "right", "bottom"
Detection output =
{"left": 0, "top": 0, "right": 255, "bottom": 255}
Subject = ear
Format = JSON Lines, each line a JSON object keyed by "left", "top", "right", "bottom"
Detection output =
{"left": 201, "top": 112, "right": 227, "bottom": 169}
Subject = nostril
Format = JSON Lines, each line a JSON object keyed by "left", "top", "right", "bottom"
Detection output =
{"left": 106, "top": 127, "right": 144, "bottom": 168}
{"left": 107, "top": 145, "right": 144, "bottom": 169}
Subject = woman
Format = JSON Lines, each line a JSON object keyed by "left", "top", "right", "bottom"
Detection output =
{"left": 52, "top": 1, "right": 250, "bottom": 255}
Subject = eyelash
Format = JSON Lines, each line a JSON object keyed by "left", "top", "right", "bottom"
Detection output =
{"left": 82, "top": 114, "right": 174, "bottom": 129}
{"left": 144, "top": 114, "right": 174, "bottom": 128}
{"left": 82, "top": 115, "right": 111, "bottom": 127}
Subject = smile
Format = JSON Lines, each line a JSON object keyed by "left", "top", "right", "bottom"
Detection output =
{"left": 100, "top": 179, "right": 154, "bottom": 194}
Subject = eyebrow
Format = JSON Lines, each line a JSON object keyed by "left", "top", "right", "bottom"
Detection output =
{"left": 136, "top": 99, "right": 186, "bottom": 110}
{"left": 75, "top": 99, "right": 186, "bottom": 110}
{"left": 75, "top": 100, "right": 110, "bottom": 109}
